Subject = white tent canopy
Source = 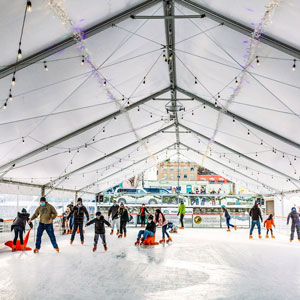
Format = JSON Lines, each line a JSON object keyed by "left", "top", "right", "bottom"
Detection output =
{"left": 0, "top": 0, "right": 299, "bottom": 197}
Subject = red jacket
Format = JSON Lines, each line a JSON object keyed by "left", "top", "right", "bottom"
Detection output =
{"left": 264, "top": 219, "right": 275, "bottom": 229}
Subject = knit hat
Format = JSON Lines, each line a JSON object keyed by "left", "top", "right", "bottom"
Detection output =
{"left": 292, "top": 207, "right": 297, "bottom": 211}
{"left": 21, "top": 208, "right": 27, "bottom": 213}
{"left": 148, "top": 215, "right": 153, "bottom": 220}
{"left": 221, "top": 205, "right": 226, "bottom": 208}
{"left": 96, "top": 211, "right": 101, "bottom": 216}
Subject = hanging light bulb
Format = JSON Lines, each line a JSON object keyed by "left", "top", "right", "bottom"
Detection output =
{"left": 27, "top": 1, "right": 32, "bottom": 12}
{"left": 22, "top": 137, "right": 25, "bottom": 143}
{"left": 9, "top": 91, "right": 13, "bottom": 101}
{"left": 114, "top": 115, "right": 117, "bottom": 120}
{"left": 68, "top": 148, "right": 71, "bottom": 153}
{"left": 256, "top": 56, "right": 260, "bottom": 65}
{"left": 3, "top": 102, "right": 7, "bottom": 110}
{"left": 45, "top": 146, "right": 48, "bottom": 152}
{"left": 194, "top": 77, "right": 198, "bottom": 84}
{"left": 161, "top": 116, "right": 163, "bottom": 121}
{"left": 218, "top": 93, "right": 220, "bottom": 99}
{"left": 235, "top": 77, "right": 238, "bottom": 84}
{"left": 247, "top": 129, "right": 250, "bottom": 135}
{"left": 103, "top": 79, "right": 107, "bottom": 86}
{"left": 150, "top": 113, "right": 153, "bottom": 118}
{"left": 11, "top": 73, "right": 16, "bottom": 86}
{"left": 282, "top": 153, "right": 285, "bottom": 158}
{"left": 214, "top": 99, "right": 218, "bottom": 107}
{"left": 103, "top": 127, "right": 105, "bottom": 133}
{"left": 85, "top": 143, "right": 87, "bottom": 149}
{"left": 163, "top": 50, "right": 166, "bottom": 61}
{"left": 260, "top": 140, "right": 263, "bottom": 145}
{"left": 294, "top": 156, "right": 297, "bottom": 161}
{"left": 192, "top": 110, "right": 194, "bottom": 116}
{"left": 137, "top": 106, "right": 140, "bottom": 112}
{"left": 292, "top": 59, "right": 296, "bottom": 71}
{"left": 122, "top": 95, "right": 125, "bottom": 101}
{"left": 181, "top": 115, "right": 183, "bottom": 120}
{"left": 81, "top": 55, "right": 85, "bottom": 65}
{"left": 232, "top": 115, "right": 235, "bottom": 123}
{"left": 143, "top": 77, "right": 146, "bottom": 84}
{"left": 17, "top": 48, "right": 22, "bottom": 60}
{"left": 203, "top": 103, "right": 206, "bottom": 109}
{"left": 44, "top": 61, "right": 48, "bottom": 71}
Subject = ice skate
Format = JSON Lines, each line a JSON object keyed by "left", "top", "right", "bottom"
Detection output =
{"left": 266, "top": 234, "right": 269, "bottom": 238}
{"left": 20, "top": 244, "right": 25, "bottom": 251}
{"left": 118, "top": 234, "right": 123, "bottom": 238}
{"left": 55, "top": 248, "right": 60, "bottom": 252}
{"left": 135, "top": 240, "right": 140, "bottom": 246}
{"left": 249, "top": 235, "right": 253, "bottom": 239}
{"left": 259, "top": 234, "right": 262, "bottom": 239}
{"left": 81, "top": 241, "right": 84, "bottom": 245}
{"left": 159, "top": 238, "right": 165, "bottom": 244}
{"left": 93, "top": 246, "right": 97, "bottom": 252}
{"left": 33, "top": 248, "right": 39, "bottom": 253}
{"left": 140, "top": 239, "right": 145, "bottom": 245}
{"left": 290, "top": 239, "right": 293, "bottom": 242}
{"left": 124, "top": 233, "right": 126, "bottom": 238}
{"left": 12, "top": 245, "right": 16, "bottom": 252}
{"left": 227, "top": 228, "right": 231, "bottom": 232}
{"left": 104, "top": 245, "right": 107, "bottom": 251}
{"left": 70, "top": 240, "right": 73, "bottom": 245}
{"left": 272, "top": 235, "right": 275, "bottom": 239}
{"left": 166, "top": 237, "right": 172, "bottom": 243}
{"left": 234, "top": 225, "right": 237, "bottom": 230}
{"left": 116, "top": 230, "right": 120, "bottom": 236}
{"left": 179, "top": 227, "right": 184, "bottom": 229}
{"left": 110, "top": 230, "right": 114, "bottom": 235}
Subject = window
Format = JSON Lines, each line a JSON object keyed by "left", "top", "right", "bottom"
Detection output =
{"left": 163, "top": 167, "right": 167, "bottom": 171}
{"left": 136, "top": 189, "right": 146, "bottom": 194}
{"left": 190, "top": 167, "right": 194, "bottom": 171}
{"left": 183, "top": 167, "right": 187, "bottom": 171}
{"left": 170, "top": 174, "right": 174, "bottom": 179}
{"left": 170, "top": 167, "right": 174, "bottom": 171}
{"left": 184, "top": 174, "right": 188, "bottom": 179}
{"left": 163, "top": 174, "right": 167, "bottom": 179}
{"left": 190, "top": 174, "right": 195, "bottom": 179}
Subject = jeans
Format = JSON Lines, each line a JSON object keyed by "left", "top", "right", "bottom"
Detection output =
{"left": 141, "top": 215, "right": 146, "bottom": 225}
{"left": 137, "top": 230, "right": 154, "bottom": 241}
{"left": 290, "top": 223, "right": 300, "bottom": 240}
{"left": 36, "top": 223, "right": 58, "bottom": 249}
{"left": 226, "top": 217, "right": 234, "bottom": 229}
{"left": 266, "top": 229, "right": 273, "bottom": 235}
{"left": 250, "top": 220, "right": 261, "bottom": 235}
{"left": 162, "top": 224, "right": 169, "bottom": 239}
{"left": 120, "top": 221, "right": 127, "bottom": 234}
{"left": 94, "top": 233, "right": 106, "bottom": 246}
{"left": 111, "top": 218, "right": 120, "bottom": 231}
{"left": 180, "top": 214, "right": 184, "bottom": 227}
{"left": 13, "top": 226, "right": 24, "bottom": 245}
{"left": 71, "top": 223, "right": 84, "bottom": 241}
{"left": 69, "top": 217, "right": 74, "bottom": 230}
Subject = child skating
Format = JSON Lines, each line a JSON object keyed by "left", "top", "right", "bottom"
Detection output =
{"left": 287, "top": 207, "right": 300, "bottom": 242}
{"left": 118, "top": 203, "right": 129, "bottom": 238}
{"left": 86, "top": 212, "right": 111, "bottom": 252}
{"left": 264, "top": 214, "right": 275, "bottom": 238}
{"left": 135, "top": 215, "right": 156, "bottom": 245}
{"left": 221, "top": 205, "right": 237, "bottom": 232}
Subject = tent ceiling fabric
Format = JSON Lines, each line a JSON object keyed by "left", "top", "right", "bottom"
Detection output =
{"left": 0, "top": 0, "right": 299, "bottom": 196}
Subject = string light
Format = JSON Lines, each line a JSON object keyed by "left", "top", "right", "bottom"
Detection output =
{"left": 114, "top": 116, "right": 117, "bottom": 120}
{"left": 45, "top": 146, "right": 48, "bottom": 152}
{"left": 68, "top": 148, "right": 71, "bottom": 153}
{"left": 150, "top": 113, "right": 153, "bottom": 118}
{"left": 44, "top": 61, "right": 48, "bottom": 71}
{"left": 11, "top": 73, "right": 16, "bottom": 86}
{"left": 143, "top": 77, "right": 146, "bottom": 84}
{"left": 137, "top": 106, "right": 140, "bottom": 112}
{"left": 92, "top": 137, "right": 95, "bottom": 142}
{"left": 232, "top": 115, "right": 235, "bottom": 123}
{"left": 17, "top": 48, "right": 22, "bottom": 60}
{"left": 256, "top": 56, "right": 260, "bottom": 65}
{"left": 203, "top": 103, "right": 206, "bottom": 109}
{"left": 122, "top": 95, "right": 125, "bottom": 101}
{"left": 27, "top": 1, "right": 32, "bottom": 12}
{"left": 235, "top": 77, "right": 238, "bottom": 84}
{"left": 85, "top": 143, "right": 87, "bottom": 149}
{"left": 192, "top": 110, "right": 194, "bottom": 116}
{"left": 163, "top": 50, "right": 166, "bottom": 62}
{"left": 247, "top": 129, "right": 250, "bottom": 135}
{"left": 194, "top": 77, "right": 198, "bottom": 84}
{"left": 9, "top": 91, "right": 13, "bottom": 101}
{"left": 22, "top": 137, "right": 25, "bottom": 143}
{"left": 292, "top": 59, "right": 296, "bottom": 71}
{"left": 260, "top": 140, "right": 263, "bottom": 145}
{"left": 103, "top": 79, "right": 107, "bottom": 86}
{"left": 3, "top": 102, "right": 7, "bottom": 110}
{"left": 81, "top": 55, "right": 85, "bottom": 65}
{"left": 103, "top": 127, "right": 105, "bottom": 133}
{"left": 214, "top": 99, "right": 218, "bottom": 107}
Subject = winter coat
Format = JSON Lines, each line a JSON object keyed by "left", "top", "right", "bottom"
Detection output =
{"left": 86, "top": 216, "right": 110, "bottom": 234}
{"left": 178, "top": 203, "right": 186, "bottom": 215}
{"left": 249, "top": 206, "right": 263, "bottom": 222}
{"left": 11, "top": 212, "right": 32, "bottom": 232}
{"left": 67, "top": 203, "right": 74, "bottom": 211}
{"left": 264, "top": 219, "right": 275, "bottom": 229}
{"left": 154, "top": 212, "right": 168, "bottom": 226}
{"left": 139, "top": 207, "right": 149, "bottom": 216}
{"left": 119, "top": 207, "right": 129, "bottom": 223}
{"left": 108, "top": 204, "right": 120, "bottom": 220}
{"left": 287, "top": 211, "right": 300, "bottom": 225}
{"left": 68, "top": 205, "right": 89, "bottom": 224}
{"left": 31, "top": 203, "right": 57, "bottom": 224}
{"left": 224, "top": 209, "right": 230, "bottom": 219}
{"left": 145, "top": 220, "right": 156, "bottom": 233}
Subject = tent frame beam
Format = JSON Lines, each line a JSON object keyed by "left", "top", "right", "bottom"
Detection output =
{"left": 0, "top": 0, "right": 161, "bottom": 79}
{"left": 0, "top": 87, "right": 170, "bottom": 173}
{"left": 176, "top": 0, "right": 300, "bottom": 59}
{"left": 177, "top": 87, "right": 300, "bottom": 150}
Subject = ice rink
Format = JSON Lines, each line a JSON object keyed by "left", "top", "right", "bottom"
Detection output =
{"left": 1, "top": 227, "right": 300, "bottom": 300}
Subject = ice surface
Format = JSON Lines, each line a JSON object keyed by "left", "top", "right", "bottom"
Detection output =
{"left": 1, "top": 227, "right": 300, "bottom": 300}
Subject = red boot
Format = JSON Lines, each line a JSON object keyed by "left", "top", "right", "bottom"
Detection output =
{"left": 116, "top": 230, "right": 120, "bottom": 236}
{"left": 93, "top": 246, "right": 97, "bottom": 252}
{"left": 166, "top": 237, "right": 172, "bottom": 243}
{"left": 104, "top": 245, "right": 108, "bottom": 251}
{"left": 159, "top": 238, "right": 165, "bottom": 244}
{"left": 118, "top": 234, "right": 123, "bottom": 238}
{"left": 12, "top": 245, "right": 16, "bottom": 252}
{"left": 110, "top": 230, "right": 114, "bottom": 235}
{"left": 124, "top": 233, "right": 127, "bottom": 238}
{"left": 33, "top": 248, "right": 39, "bottom": 253}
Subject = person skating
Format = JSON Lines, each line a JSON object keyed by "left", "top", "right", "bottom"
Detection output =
{"left": 264, "top": 214, "right": 275, "bottom": 238}
{"left": 249, "top": 203, "right": 263, "bottom": 239}
{"left": 11, "top": 208, "right": 33, "bottom": 251}
{"left": 108, "top": 200, "right": 120, "bottom": 236}
{"left": 221, "top": 205, "right": 237, "bottom": 232}
{"left": 62, "top": 208, "right": 70, "bottom": 235}
{"left": 155, "top": 209, "right": 172, "bottom": 244}
{"left": 86, "top": 212, "right": 111, "bottom": 252}
{"left": 177, "top": 200, "right": 185, "bottom": 229}
{"left": 68, "top": 198, "right": 89, "bottom": 245}
{"left": 118, "top": 203, "right": 129, "bottom": 238}
{"left": 29, "top": 197, "right": 59, "bottom": 253}
{"left": 67, "top": 201, "right": 74, "bottom": 234}
{"left": 139, "top": 204, "right": 149, "bottom": 227}
{"left": 287, "top": 207, "right": 300, "bottom": 242}
{"left": 135, "top": 215, "right": 156, "bottom": 245}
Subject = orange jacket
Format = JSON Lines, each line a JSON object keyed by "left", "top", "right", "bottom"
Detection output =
{"left": 264, "top": 219, "right": 275, "bottom": 229}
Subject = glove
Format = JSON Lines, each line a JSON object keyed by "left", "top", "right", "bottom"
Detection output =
{"left": 177, "top": 213, "right": 179, "bottom": 216}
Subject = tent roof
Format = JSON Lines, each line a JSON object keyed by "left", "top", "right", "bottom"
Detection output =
{"left": 0, "top": 0, "right": 299, "bottom": 197}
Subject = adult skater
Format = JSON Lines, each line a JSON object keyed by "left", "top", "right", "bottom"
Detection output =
{"left": 221, "top": 205, "right": 237, "bottom": 232}
{"left": 177, "top": 200, "right": 185, "bottom": 229}
{"left": 86, "top": 212, "right": 111, "bottom": 252}
{"left": 287, "top": 207, "right": 300, "bottom": 242}
{"left": 118, "top": 203, "right": 129, "bottom": 238}
{"left": 155, "top": 209, "right": 172, "bottom": 243}
{"left": 67, "top": 201, "right": 74, "bottom": 233}
{"left": 68, "top": 198, "right": 89, "bottom": 245}
{"left": 29, "top": 197, "right": 59, "bottom": 253}
{"left": 249, "top": 203, "right": 263, "bottom": 239}
{"left": 139, "top": 203, "right": 149, "bottom": 227}
{"left": 264, "top": 214, "right": 275, "bottom": 238}
{"left": 135, "top": 215, "right": 156, "bottom": 245}
{"left": 11, "top": 208, "right": 33, "bottom": 251}
{"left": 108, "top": 200, "right": 120, "bottom": 236}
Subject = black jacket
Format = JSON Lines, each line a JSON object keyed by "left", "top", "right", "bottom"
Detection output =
{"left": 249, "top": 206, "right": 263, "bottom": 222}
{"left": 108, "top": 204, "right": 120, "bottom": 220}
{"left": 86, "top": 216, "right": 110, "bottom": 234}
{"left": 11, "top": 212, "right": 32, "bottom": 232}
{"left": 119, "top": 208, "right": 129, "bottom": 223}
{"left": 68, "top": 205, "right": 89, "bottom": 223}
{"left": 139, "top": 207, "right": 149, "bottom": 216}
{"left": 145, "top": 221, "right": 156, "bottom": 233}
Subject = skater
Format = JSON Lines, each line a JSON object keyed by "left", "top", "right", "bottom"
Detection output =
{"left": 249, "top": 203, "right": 263, "bottom": 239}
{"left": 287, "top": 207, "right": 300, "bottom": 242}
{"left": 67, "top": 201, "right": 74, "bottom": 233}
{"left": 11, "top": 208, "right": 33, "bottom": 251}
{"left": 221, "top": 205, "right": 237, "bottom": 232}
{"left": 68, "top": 198, "right": 89, "bottom": 245}
{"left": 177, "top": 200, "right": 185, "bottom": 229}
{"left": 135, "top": 215, "right": 156, "bottom": 245}
{"left": 264, "top": 214, "right": 275, "bottom": 238}
{"left": 154, "top": 209, "right": 172, "bottom": 243}
{"left": 168, "top": 222, "right": 178, "bottom": 233}
{"left": 29, "top": 197, "right": 59, "bottom": 253}
{"left": 62, "top": 208, "right": 70, "bottom": 235}
{"left": 139, "top": 204, "right": 149, "bottom": 227}
{"left": 108, "top": 200, "right": 120, "bottom": 236}
{"left": 86, "top": 212, "right": 111, "bottom": 252}
{"left": 118, "top": 203, "right": 129, "bottom": 238}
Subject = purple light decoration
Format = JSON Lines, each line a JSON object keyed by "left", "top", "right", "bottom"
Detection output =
{"left": 243, "top": 40, "right": 249, "bottom": 44}
{"left": 246, "top": 8, "right": 254, "bottom": 12}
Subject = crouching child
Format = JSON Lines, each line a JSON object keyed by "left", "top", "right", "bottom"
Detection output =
{"left": 135, "top": 215, "right": 156, "bottom": 245}
{"left": 86, "top": 212, "right": 111, "bottom": 252}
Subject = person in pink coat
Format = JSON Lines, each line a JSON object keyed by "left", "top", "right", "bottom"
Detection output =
{"left": 154, "top": 209, "right": 172, "bottom": 244}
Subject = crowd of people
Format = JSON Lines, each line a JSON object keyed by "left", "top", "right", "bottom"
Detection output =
{"left": 7, "top": 197, "right": 300, "bottom": 253}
